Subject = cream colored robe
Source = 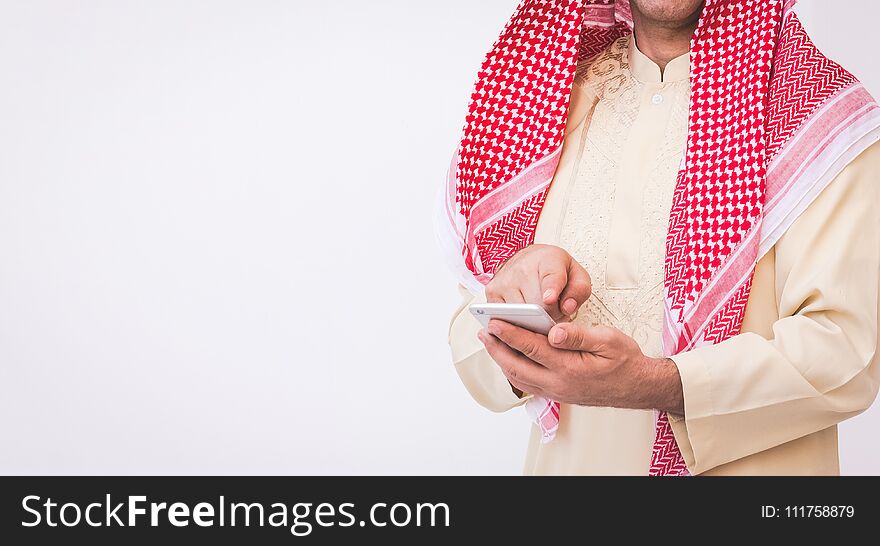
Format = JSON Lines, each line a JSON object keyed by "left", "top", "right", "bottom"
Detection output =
{"left": 448, "top": 36, "right": 880, "bottom": 476}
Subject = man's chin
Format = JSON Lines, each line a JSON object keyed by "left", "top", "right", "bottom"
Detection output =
{"left": 630, "top": 0, "right": 706, "bottom": 27}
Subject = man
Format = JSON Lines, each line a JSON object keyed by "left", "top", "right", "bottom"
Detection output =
{"left": 438, "top": 0, "right": 880, "bottom": 475}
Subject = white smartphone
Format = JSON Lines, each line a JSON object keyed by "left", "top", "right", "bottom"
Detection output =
{"left": 469, "top": 303, "right": 557, "bottom": 336}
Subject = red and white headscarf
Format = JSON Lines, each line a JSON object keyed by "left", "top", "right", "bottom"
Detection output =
{"left": 438, "top": 0, "right": 880, "bottom": 476}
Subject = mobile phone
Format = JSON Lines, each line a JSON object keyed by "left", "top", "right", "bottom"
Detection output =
{"left": 469, "top": 303, "right": 557, "bottom": 336}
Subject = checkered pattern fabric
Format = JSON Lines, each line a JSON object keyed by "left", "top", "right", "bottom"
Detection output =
{"left": 444, "top": 0, "right": 879, "bottom": 475}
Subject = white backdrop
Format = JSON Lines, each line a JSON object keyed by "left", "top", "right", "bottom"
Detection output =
{"left": 0, "top": 0, "right": 877, "bottom": 475}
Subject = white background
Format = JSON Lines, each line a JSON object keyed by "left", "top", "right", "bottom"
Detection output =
{"left": 0, "top": 1, "right": 877, "bottom": 475}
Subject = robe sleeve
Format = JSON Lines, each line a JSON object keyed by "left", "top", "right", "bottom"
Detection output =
{"left": 669, "top": 141, "right": 880, "bottom": 475}
{"left": 446, "top": 71, "right": 600, "bottom": 414}
{"left": 448, "top": 285, "right": 531, "bottom": 413}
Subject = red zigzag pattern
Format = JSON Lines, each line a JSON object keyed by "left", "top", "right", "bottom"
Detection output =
{"left": 453, "top": 0, "right": 865, "bottom": 475}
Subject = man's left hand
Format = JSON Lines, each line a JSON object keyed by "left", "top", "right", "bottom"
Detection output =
{"left": 478, "top": 319, "right": 685, "bottom": 414}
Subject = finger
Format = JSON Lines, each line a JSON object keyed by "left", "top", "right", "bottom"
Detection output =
{"left": 478, "top": 327, "right": 556, "bottom": 388}
{"left": 485, "top": 277, "right": 527, "bottom": 304}
{"left": 485, "top": 286, "right": 504, "bottom": 304}
{"left": 503, "top": 370, "right": 551, "bottom": 400}
{"left": 487, "top": 319, "right": 566, "bottom": 370}
{"left": 485, "top": 286, "right": 515, "bottom": 304}
{"left": 538, "top": 262, "right": 568, "bottom": 308}
{"left": 523, "top": 275, "right": 545, "bottom": 308}
{"left": 548, "top": 322, "right": 615, "bottom": 352}
{"left": 498, "top": 358, "right": 546, "bottom": 397}
{"left": 559, "top": 260, "right": 592, "bottom": 316}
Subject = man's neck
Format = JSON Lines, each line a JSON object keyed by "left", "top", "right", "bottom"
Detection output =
{"left": 630, "top": 4, "right": 701, "bottom": 77}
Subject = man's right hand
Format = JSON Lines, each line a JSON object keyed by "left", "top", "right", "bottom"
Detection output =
{"left": 485, "top": 244, "right": 592, "bottom": 322}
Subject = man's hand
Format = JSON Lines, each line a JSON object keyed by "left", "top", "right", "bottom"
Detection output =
{"left": 486, "top": 244, "right": 592, "bottom": 322}
{"left": 477, "top": 319, "right": 684, "bottom": 414}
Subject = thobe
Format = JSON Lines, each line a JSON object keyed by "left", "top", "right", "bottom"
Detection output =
{"left": 448, "top": 35, "right": 880, "bottom": 475}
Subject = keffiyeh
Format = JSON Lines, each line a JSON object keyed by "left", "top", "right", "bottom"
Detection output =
{"left": 438, "top": 0, "right": 880, "bottom": 475}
